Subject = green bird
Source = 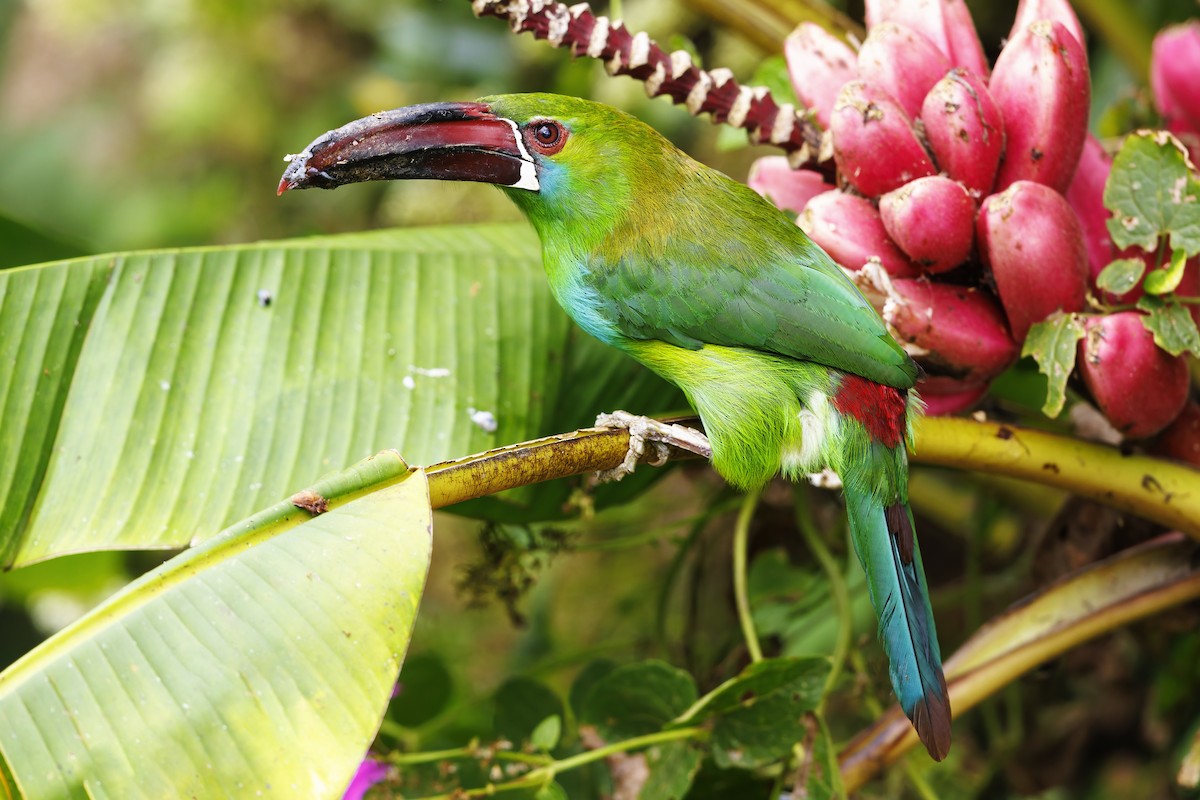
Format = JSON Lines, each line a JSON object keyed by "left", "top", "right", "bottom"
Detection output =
{"left": 279, "top": 93, "right": 951, "bottom": 760}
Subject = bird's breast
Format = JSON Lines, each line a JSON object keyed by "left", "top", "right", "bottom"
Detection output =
{"left": 541, "top": 253, "right": 628, "bottom": 347}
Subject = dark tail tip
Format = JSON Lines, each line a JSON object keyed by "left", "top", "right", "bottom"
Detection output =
{"left": 910, "top": 674, "right": 952, "bottom": 761}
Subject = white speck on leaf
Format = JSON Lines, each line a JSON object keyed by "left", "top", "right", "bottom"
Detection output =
{"left": 1172, "top": 176, "right": 1189, "bottom": 204}
{"left": 468, "top": 407, "right": 498, "bottom": 433}
{"left": 402, "top": 375, "right": 415, "bottom": 390}
{"left": 160, "top": 380, "right": 170, "bottom": 391}
{"left": 410, "top": 365, "right": 451, "bottom": 378}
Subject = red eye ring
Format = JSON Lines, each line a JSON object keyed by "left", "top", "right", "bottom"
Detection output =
{"left": 524, "top": 120, "right": 567, "bottom": 154}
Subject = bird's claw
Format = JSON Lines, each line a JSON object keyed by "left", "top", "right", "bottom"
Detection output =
{"left": 592, "top": 411, "right": 711, "bottom": 484}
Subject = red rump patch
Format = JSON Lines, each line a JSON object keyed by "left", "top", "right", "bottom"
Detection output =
{"left": 832, "top": 374, "right": 907, "bottom": 448}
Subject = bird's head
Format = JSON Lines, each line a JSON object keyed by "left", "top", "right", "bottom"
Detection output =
{"left": 278, "top": 93, "right": 683, "bottom": 233}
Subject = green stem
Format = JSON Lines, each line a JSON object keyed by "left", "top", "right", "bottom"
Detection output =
{"left": 418, "top": 726, "right": 708, "bottom": 799}
{"left": 793, "top": 487, "right": 851, "bottom": 704}
{"left": 733, "top": 487, "right": 764, "bottom": 663}
{"left": 551, "top": 726, "right": 704, "bottom": 773}
{"left": 390, "top": 744, "right": 478, "bottom": 766}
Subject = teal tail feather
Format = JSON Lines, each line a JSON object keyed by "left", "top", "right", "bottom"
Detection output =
{"left": 845, "top": 490, "right": 952, "bottom": 761}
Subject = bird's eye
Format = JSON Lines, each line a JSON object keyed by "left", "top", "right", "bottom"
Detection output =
{"left": 524, "top": 120, "right": 567, "bottom": 154}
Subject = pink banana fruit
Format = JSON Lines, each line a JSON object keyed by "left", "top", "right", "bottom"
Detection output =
{"left": 977, "top": 180, "right": 1088, "bottom": 340}
{"left": 747, "top": 157, "right": 835, "bottom": 215}
{"left": 1078, "top": 312, "right": 1189, "bottom": 438}
{"left": 1066, "top": 134, "right": 1116, "bottom": 287}
{"left": 920, "top": 68, "right": 1005, "bottom": 200}
{"left": 864, "top": 0, "right": 950, "bottom": 56}
{"left": 799, "top": 190, "right": 920, "bottom": 277}
{"left": 1152, "top": 400, "right": 1200, "bottom": 467}
{"left": 864, "top": 0, "right": 989, "bottom": 76}
{"left": 943, "top": 0, "right": 990, "bottom": 79}
{"left": 879, "top": 176, "right": 976, "bottom": 273}
{"left": 990, "top": 20, "right": 1090, "bottom": 194}
{"left": 830, "top": 81, "right": 936, "bottom": 197}
{"left": 1009, "top": 0, "right": 1088, "bottom": 53}
{"left": 885, "top": 279, "right": 1018, "bottom": 383}
{"left": 919, "top": 380, "right": 991, "bottom": 416}
{"left": 784, "top": 23, "right": 858, "bottom": 128}
{"left": 857, "top": 22, "right": 951, "bottom": 119}
{"left": 1151, "top": 23, "right": 1200, "bottom": 161}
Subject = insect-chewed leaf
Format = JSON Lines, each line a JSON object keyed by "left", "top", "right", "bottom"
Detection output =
{"left": 1137, "top": 295, "right": 1200, "bottom": 357}
{"left": 1104, "top": 131, "right": 1200, "bottom": 256}
{"left": 686, "top": 657, "right": 830, "bottom": 770}
{"left": 579, "top": 660, "right": 697, "bottom": 741}
{"left": 1022, "top": 312, "right": 1087, "bottom": 417}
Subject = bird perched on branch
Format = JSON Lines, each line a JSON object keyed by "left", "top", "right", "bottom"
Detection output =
{"left": 279, "top": 93, "right": 951, "bottom": 760}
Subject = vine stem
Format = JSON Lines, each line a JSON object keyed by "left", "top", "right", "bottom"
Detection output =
{"left": 416, "top": 726, "right": 708, "bottom": 799}
{"left": 793, "top": 487, "right": 852, "bottom": 704}
{"left": 733, "top": 486, "right": 765, "bottom": 663}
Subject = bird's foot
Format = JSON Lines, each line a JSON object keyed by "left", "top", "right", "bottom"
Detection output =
{"left": 593, "top": 411, "right": 712, "bottom": 483}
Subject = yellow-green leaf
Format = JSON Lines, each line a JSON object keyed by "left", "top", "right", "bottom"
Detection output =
{"left": 0, "top": 454, "right": 431, "bottom": 799}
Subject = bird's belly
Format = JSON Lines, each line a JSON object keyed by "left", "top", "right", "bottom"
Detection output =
{"left": 621, "top": 340, "right": 835, "bottom": 489}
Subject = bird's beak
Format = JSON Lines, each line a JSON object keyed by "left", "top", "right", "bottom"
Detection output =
{"left": 277, "top": 101, "right": 539, "bottom": 196}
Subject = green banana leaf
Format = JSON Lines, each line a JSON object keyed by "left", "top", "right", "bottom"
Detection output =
{"left": 0, "top": 452, "right": 430, "bottom": 799}
{"left": 0, "top": 223, "right": 678, "bottom": 567}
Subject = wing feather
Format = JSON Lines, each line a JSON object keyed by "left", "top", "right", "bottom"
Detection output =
{"left": 583, "top": 184, "right": 918, "bottom": 389}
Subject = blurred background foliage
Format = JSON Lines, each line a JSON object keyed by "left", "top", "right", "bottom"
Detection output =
{"left": 2, "top": 0, "right": 1200, "bottom": 797}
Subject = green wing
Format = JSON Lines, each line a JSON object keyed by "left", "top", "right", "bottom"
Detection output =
{"left": 585, "top": 194, "right": 917, "bottom": 389}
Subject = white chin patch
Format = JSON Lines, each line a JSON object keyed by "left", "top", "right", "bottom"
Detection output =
{"left": 504, "top": 118, "right": 540, "bottom": 192}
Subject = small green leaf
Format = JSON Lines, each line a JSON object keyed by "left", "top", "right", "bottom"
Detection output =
{"left": 1096, "top": 257, "right": 1146, "bottom": 295}
{"left": 580, "top": 661, "right": 697, "bottom": 741}
{"left": 1021, "top": 312, "right": 1088, "bottom": 418}
{"left": 1144, "top": 248, "right": 1189, "bottom": 295}
{"left": 715, "top": 124, "right": 751, "bottom": 152}
{"left": 494, "top": 677, "right": 565, "bottom": 747}
{"left": 533, "top": 782, "right": 569, "bottom": 800}
{"left": 1136, "top": 295, "right": 1200, "bottom": 357}
{"left": 689, "top": 657, "right": 829, "bottom": 720}
{"left": 568, "top": 658, "right": 617, "bottom": 719}
{"left": 1104, "top": 130, "right": 1200, "bottom": 256}
{"left": 752, "top": 54, "right": 800, "bottom": 108}
{"left": 530, "top": 714, "right": 563, "bottom": 752}
{"left": 666, "top": 34, "right": 702, "bottom": 68}
{"left": 687, "top": 658, "right": 830, "bottom": 769}
{"left": 640, "top": 742, "right": 702, "bottom": 800}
